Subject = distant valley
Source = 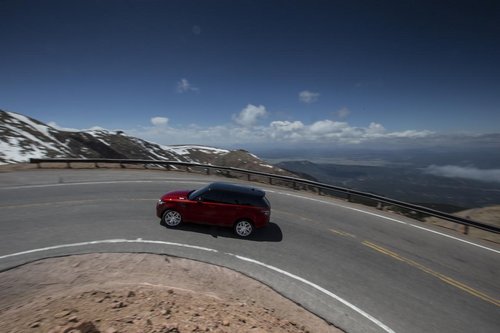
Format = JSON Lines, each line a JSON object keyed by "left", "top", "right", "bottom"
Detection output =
{"left": 275, "top": 160, "right": 500, "bottom": 211}
{"left": 256, "top": 148, "right": 500, "bottom": 212}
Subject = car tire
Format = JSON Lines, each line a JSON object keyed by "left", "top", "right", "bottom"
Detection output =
{"left": 162, "top": 210, "right": 182, "bottom": 227}
{"left": 234, "top": 220, "right": 254, "bottom": 237}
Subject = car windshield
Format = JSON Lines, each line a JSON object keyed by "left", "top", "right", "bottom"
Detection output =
{"left": 187, "top": 186, "right": 208, "bottom": 201}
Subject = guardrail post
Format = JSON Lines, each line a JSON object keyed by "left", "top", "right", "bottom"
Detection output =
{"left": 347, "top": 192, "right": 352, "bottom": 202}
{"left": 95, "top": 162, "right": 99, "bottom": 168}
{"left": 269, "top": 177, "right": 273, "bottom": 185}
{"left": 247, "top": 173, "right": 251, "bottom": 181}
{"left": 205, "top": 168, "right": 210, "bottom": 175}
{"left": 66, "top": 162, "right": 71, "bottom": 169}
{"left": 165, "top": 164, "right": 171, "bottom": 171}
{"left": 186, "top": 166, "right": 191, "bottom": 172}
{"left": 376, "top": 202, "right": 382, "bottom": 210}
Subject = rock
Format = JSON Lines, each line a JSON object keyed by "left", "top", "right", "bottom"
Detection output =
{"left": 54, "top": 310, "right": 71, "bottom": 318}
{"left": 161, "top": 323, "right": 179, "bottom": 333}
{"left": 75, "top": 321, "right": 101, "bottom": 333}
{"left": 57, "top": 321, "right": 100, "bottom": 333}
{"left": 249, "top": 329, "right": 267, "bottom": 333}
{"left": 112, "top": 302, "right": 126, "bottom": 309}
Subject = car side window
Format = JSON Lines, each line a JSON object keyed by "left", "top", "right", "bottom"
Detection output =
{"left": 202, "top": 190, "right": 230, "bottom": 204}
{"left": 234, "top": 193, "right": 258, "bottom": 207}
{"left": 241, "top": 195, "right": 266, "bottom": 207}
{"left": 199, "top": 189, "right": 266, "bottom": 207}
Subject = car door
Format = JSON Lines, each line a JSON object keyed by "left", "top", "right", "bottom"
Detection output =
{"left": 176, "top": 198, "right": 204, "bottom": 223}
{"left": 186, "top": 190, "right": 225, "bottom": 225}
{"left": 199, "top": 190, "right": 239, "bottom": 226}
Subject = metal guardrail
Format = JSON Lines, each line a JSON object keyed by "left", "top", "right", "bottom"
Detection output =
{"left": 29, "top": 158, "right": 500, "bottom": 234}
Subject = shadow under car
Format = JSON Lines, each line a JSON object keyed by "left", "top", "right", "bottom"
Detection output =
{"left": 159, "top": 220, "right": 283, "bottom": 242}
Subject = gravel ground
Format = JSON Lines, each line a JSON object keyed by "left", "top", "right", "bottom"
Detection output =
{"left": 0, "top": 253, "right": 343, "bottom": 333}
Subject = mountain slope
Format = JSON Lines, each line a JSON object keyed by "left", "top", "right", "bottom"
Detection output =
{"left": 0, "top": 110, "right": 293, "bottom": 176}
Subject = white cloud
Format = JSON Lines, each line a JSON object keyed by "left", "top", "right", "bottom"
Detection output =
{"left": 270, "top": 120, "right": 304, "bottom": 132}
{"left": 151, "top": 117, "right": 169, "bottom": 126}
{"left": 126, "top": 103, "right": 439, "bottom": 148}
{"left": 131, "top": 116, "right": 434, "bottom": 147}
{"left": 265, "top": 119, "right": 432, "bottom": 144}
{"left": 299, "top": 90, "right": 320, "bottom": 104}
{"left": 336, "top": 107, "right": 351, "bottom": 119}
{"left": 366, "top": 122, "right": 386, "bottom": 136}
{"left": 387, "top": 129, "right": 434, "bottom": 138}
{"left": 232, "top": 104, "right": 268, "bottom": 127}
{"left": 269, "top": 121, "right": 305, "bottom": 140}
{"left": 423, "top": 165, "right": 500, "bottom": 183}
{"left": 309, "top": 120, "right": 348, "bottom": 134}
{"left": 176, "top": 78, "right": 199, "bottom": 93}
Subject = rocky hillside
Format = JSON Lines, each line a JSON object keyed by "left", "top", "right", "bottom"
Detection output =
{"left": 0, "top": 110, "right": 293, "bottom": 176}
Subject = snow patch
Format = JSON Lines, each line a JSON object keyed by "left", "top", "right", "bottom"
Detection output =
{"left": 259, "top": 163, "right": 274, "bottom": 169}
{"left": 164, "top": 145, "right": 229, "bottom": 156}
{"left": 8, "top": 112, "right": 55, "bottom": 139}
{"left": 0, "top": 136, "right": 48, "bottom": 163}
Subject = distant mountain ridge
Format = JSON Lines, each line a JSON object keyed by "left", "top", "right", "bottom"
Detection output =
{"left": 0, "top": 110, "right": 294, "bottom": 176}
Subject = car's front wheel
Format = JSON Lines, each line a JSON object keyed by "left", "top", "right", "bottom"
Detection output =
{"left": 234, "top": 220, "right": 254, "bottom": 237}
{"left": 162, "top": 210, "right": 182, "bottom": 227}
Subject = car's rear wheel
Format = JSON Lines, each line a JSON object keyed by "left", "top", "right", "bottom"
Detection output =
{"left": 162, "top": 210, "right": 182, "bottom": 227}
{"left": 234, "top": 220, "right": 254, "bottom": 237}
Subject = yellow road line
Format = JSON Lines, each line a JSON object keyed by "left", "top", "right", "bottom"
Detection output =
{"left": 329, "top": 228, "right": 356, "bottom": 238}
{"left": 363, "top": 241, "right": 500, "bottom": 307}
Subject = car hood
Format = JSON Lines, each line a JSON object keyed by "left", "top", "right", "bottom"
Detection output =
{"left": 161, "top": 190, "right": 191, "bottom": 201}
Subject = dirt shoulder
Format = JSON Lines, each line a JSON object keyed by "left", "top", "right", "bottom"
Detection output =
{"left": 0, "top": 253, "right": 343, "bottom": 333}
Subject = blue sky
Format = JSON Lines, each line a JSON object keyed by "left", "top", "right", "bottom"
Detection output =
{"left": 1, "top": 0, "right": 499, "bottom": 149}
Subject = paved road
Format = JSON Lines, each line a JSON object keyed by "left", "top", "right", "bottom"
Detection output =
{"left": 0, "top": 169, "right": 499, "bottom": 333}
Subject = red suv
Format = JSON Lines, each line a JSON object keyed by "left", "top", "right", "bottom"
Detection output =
{"left": 156, "top": 182, "right": 271, "bottom": 237}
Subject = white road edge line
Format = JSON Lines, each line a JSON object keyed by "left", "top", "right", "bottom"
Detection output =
{"left": 267, "top": 190, "right": 500, "bottom": 254}
{"left": 227, "top": 253, "right": 396, "bottom": 333}
{"left": 0, "top": 239, "right": 218, "bottom": 260}
{"left": 0, "top": 239, "right": 396, "bottom": 333}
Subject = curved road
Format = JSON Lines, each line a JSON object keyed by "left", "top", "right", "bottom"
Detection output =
{"left": 0, "top": 169, "right": 499, "bottom": 333}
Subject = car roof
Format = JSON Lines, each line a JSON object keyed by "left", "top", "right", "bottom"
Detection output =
{"left": 206, "top": 182, "right": 265, "bottom": 197}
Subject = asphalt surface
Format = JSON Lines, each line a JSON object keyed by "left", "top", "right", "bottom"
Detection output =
{"left": 0, "top": 169, "right": 499, "bottom": 333}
